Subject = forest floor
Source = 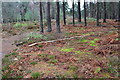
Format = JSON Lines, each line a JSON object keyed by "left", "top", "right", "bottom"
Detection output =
{"left": 1, "top": 19, "right": 120, "bottom": 78}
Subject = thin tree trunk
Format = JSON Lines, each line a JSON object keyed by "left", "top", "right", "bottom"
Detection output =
{"left": 78, "top": 0, "right": 81, "bottom": 22}
{"left": 96, "top": 1, "right": 99, "bottom": 26}
{"left": 112, "top": 2, "right": 115, "bottom": 19}
{"left": 118, "top": 1, "right": 120, "bottom": 22}
{"left": 90, "top": 2, "right": 92, "bottom": 17}
{"left": 0, "top": 1, "right": 3, "bottom": 24}
{"left": 56, "top": 1, "right": 61, "bottom": 33}
{"left": 47, "top": 1, "right": 52, "bottom": 32}
{"left": 84, "top": 0, "right": 87, "bottom": 26}
{"left": 72, "top": 0, "right": 75, "bottom": 25}
{"left": 63, "top": 1, "right": 66, "bottom": 25}
{"left": 39, "top": 2, "right": 44, "bottom": 33}
{"left": 103, "top": 1, "right": 106, "bottom": 23}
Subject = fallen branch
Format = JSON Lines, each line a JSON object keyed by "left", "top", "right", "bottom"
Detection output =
{"left": 28, "top": 35, "right": 88, "bottom": 47}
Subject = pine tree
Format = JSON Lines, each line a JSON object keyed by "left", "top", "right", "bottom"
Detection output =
{"left": 39, "top": 2, "right": 44, "bottom": 33}
{"left": 47, "top": 1, "right": 52, "bottom": 32}
{"left": 56, "top": 0, "right": 61, "bottom": 33}
{"left": 78, "top": 0, "right": 81, "bottom": 22}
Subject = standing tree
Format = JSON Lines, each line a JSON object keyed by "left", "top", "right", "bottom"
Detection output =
{"left": 20, "top": 2, "right": 28, "bottom": 21}
{"left": 0, "top": 1, "right": 3, "bottom": 24}
{"left": 84, "top": 0, "right": 87, "bottom": 26}
{"left": 56, "top": 0, "right": 61, "bottom": 33}
{"left": 72, "top": 0, "right": 75, "bottom": 25}
{"left": 63, "top": 0, "right": 66, "bottom": 25}
{"left": 51, "top": 2, "right": 55, "bottom": 19}
{"left": 78, "top": 0, "right": 81, "bottom": 22}
{"left": 39, "top": 2, "right": 44, "bottom": 33}
{"left": 47, "top": 1, "right": 52, "bottom": 32}
{"left": 119, "top": 1, "right": 120, "bottom": 22}
{"left": 96, "top": 1, "right": 99, "bottom": 26}
{"left": 90, "top": 1, "right": 94, "bottom": 18}
{"left": 103, "top": 1, "right": 106, "bottom": 23}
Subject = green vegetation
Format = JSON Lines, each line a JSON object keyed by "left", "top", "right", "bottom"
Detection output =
{"left": 61, "top": 48, "right": 74, "bottom": 52}
{"left": 13, "top": 23, "right": 28, "bottom": 28}
{"left": 69, "top": 65, "right": 78, "bottom": 72}
{"left": 48, "top": 59, "right": 58, "bottom": 64}
{"left": 38, "top": 53, "right": 58, "bottom": 64}
{"left": 31, "top": 72, "right": 41, "bottom": 78}
{"left": 2, "top": 58, "right": 11, "bottom": 65}
{"left": 14, "top": 76, "right": 23, "bottom": 78}
{"left": 72, "top": 74, "right": 78, "bottom": 78}
{"left": 47, "top": 55, "right": 55, "bottom": 59}
{"left": 94, "top": 38, "right": 100, "bottom": 41}
{"left": 5, "top": 52, "right": 18, "bottom": 57}
{"left": 30, "top": 62, "right": 38, "bottom": 65}
{"left": 79, "top": 39, "right": 88, "bottom": 43}
{"left": 37, "top": 53, "right": 47, "bottom": 57}
{"left": 26, "top": 33, "right": 48, "bottom": 39}
{"left": 38, "top": 45, "right": 43, "bottom": 48}
{"left": 115, "top": 38, "right": 120, "bottom": 41}
{"left": 65, "top": 32, "right": 77, "bottom": 36}
{"left": 2, "top": 69, "right": 14, "bottom": 78}
{"left": 79, "top": 38, "right": 100, "bottom": 47}
{"left": 68, "top": 22, "right": 84, "bottom": 24}
{"left": 87, "top": 17, "right": 97, "bottom": 22}
{"left": 75, "top": 51, "right": 83, "bottom": 54}
{"left": 94, "top": 67, "right": 101, "bottom": 74}
{"left": 2, "top": 65, "right": 9, "bottom": 72}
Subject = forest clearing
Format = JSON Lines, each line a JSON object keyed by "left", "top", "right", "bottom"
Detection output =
{"left": 1, "top": 0, "right": 120, "bottom": 79}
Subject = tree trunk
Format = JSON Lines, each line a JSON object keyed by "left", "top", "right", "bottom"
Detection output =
{"left": 96, "top": 1, "right": 99, "bottom": 26}
{"left": 63, "top": 1, "right": 66, "bottom": 25}
{"left": 118, "top": 1, "right": 120, "bottom": 22}
{"left": 84, "top": 0, "right": 87, "bottom": 26}
{"left": 47, "top": 1, "right": 52, "bottom": 32}
{"left": 39, "top": 2, "right": 44, "bottom": 33}
{"left": 103, "top": 1, "right": 106, "bottom": 23}
{"left": 51, "top": 2, "right": 55, "bottom": 19}
{"left": 90, "top": 2, "right": 94, "bottom": 18}
{"left": 56, "top": 1, "right": 61, "bottom": 33}
{"left": 20, "top": 3, "right": 28, "bottom": 22}
{"left": 112, "top": 2, "right": 115, "bottom": 19}
{"left": 0, "top": 1, "right": 3, "bottom": 24}
{"left": 72, "top": 0, "right": 75, "bottom": 25}
{"left": 78, "top": 0, "right": 81, "bottom": 22}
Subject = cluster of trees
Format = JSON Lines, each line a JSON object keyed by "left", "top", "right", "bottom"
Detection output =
{"left": 0, "top": 0, "right": 120, "bottom": 33}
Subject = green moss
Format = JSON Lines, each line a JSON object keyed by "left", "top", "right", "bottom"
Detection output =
{"left": 79, "top": 39, "right": 88, "bottom": 43}
{"left": 94, "top": 38, "right": 100, "bottom": 41}
{"left": 10, "top": 52, "right": 18, "bottom": 55}
{"left": 30, "top": 62, "right": 38, "bottom": 65}
{"left": 37, "top": 53, "right": 47, "bottom": 57}
{"left": 115, "top": 38, "right": 120, "bottom": 41}
{"left": 72, "top": 74, "right": 78, "bottom": 78}
{"left": 90, "top": 41, "right": 96, "bottom": 44}
{"left": 5, "top": 54, "right": 11, "bottom": 57}
{"left": 94, "top": 67, "right": 101, "bottom": 74}
{"left": 38, "top": 45, "right": 43, "bottom": 48}
{"left": 48, "top": 59, "right": 58, "bottom": 64}
{"left": 89, "top": 44, "right": 97, "bottom": 46}
{"left": 47, "top": 55, "right": 55, "bottom": 59}
{"left": 31, "top": 72, "right": 41, "bottom": 78}
{"left": 69, "top": 65, "right": 78, "bottom": 72}
{"left": 61, "top": 48, "right": 74, "bottom": 52}
{"left": 75, "top": 51, "right": 83, "bottom": 54}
